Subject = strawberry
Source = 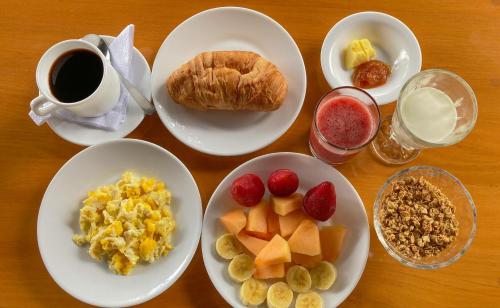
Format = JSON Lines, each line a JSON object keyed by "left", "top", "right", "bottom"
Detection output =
{"left": 303, "top": 181, "right": 336, "bottom": 221}
{"left": 231, "top": 173, "right": 265, "bottom": 207}
{"left": 267, "top": 169, "right": 299, "bottom": 197}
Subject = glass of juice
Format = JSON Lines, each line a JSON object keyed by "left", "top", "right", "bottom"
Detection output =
{"left": 309, "top": 86, "right": 381, "bottom": 165}
{"left": 371, "top": 69, "right": 478, "bottom": 165}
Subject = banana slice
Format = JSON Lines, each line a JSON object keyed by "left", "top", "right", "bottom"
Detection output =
{"left": 240, "top": 277, "right": 268, "bottom": 306}
{"left": 310, "top": 261, "right": 337, "bottom": 290}
{"left": 216, "top": 233, "right": 243, "bottom": 260}
{"left": 267, "top": 281, "right": 293, "bottom": 308}
{"left": 295, "top": 291, "right": 323, "bottom": 308}
{"left": 286, "top": 265, "right": 312, "bottom": 293}
{"left": 228, "top": 254, "right": 255, "bottom": 282}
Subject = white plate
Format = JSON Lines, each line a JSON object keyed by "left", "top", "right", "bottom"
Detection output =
{"left": 321, "top": 11, "right": 422, "bottom": 105}
{"left": 151, "top": 7, "right": 306, "bottom": 156}
{"left": 201, "top": 152, "right": 369, "bottom": 307}
{"left": 47, "top": 35, "right": 150, "bottom": 146}
{"left": 37, "top": 139, "right": 202, "bottom": 307}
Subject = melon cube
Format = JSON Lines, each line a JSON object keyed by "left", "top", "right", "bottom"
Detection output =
{"left": 236, "top": 232, "right": 269, "bottom": 255}
{"left": 271, "top": 193, "right": 303, "bottom": 216}
{"left": 219, "top": 208, "right": 247, "bottom": 234}
{"left": 319, "top": 225, "right": 346, "bottom": 262}
{"left": 246, "top": 200, "right": 268, "bottom": 234}
{"left": 245, "top": 230, "right": 274, "bottom": 241}
{"left": 255, "top": 234, "right": 291, "bottom": 266}
{"left": 288, "top": 219, "right": 321, "bottom": 256}
{"left": 278, "top": 210, "right": 307, "bottom": 238}
{"left": 267, "top": 209, "right": 280, "bottom": 235}
{"left": 254, "top": 263, "right": 285, "bottom": 279}
{"left": 291, "top": 253, "right": 322, "bottom": 268}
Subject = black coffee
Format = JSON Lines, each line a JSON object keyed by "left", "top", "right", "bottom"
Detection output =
{"left": 49, "top": 49, "right": 103, "bottom": 103}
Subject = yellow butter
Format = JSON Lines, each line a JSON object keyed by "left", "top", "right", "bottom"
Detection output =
{"left": 344, "top": 38, "right": 376, "bottom": 69}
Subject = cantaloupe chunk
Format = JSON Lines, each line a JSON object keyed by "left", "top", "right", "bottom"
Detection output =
{"left": 236, "top": 232, "right": 269, "bottom": 255}
{"left": 254, "top": 263, "right": 285, "bottom": 279}
{"left": 271, "top": 193, "right": 303, "bottom": 216}
{"left": 246, "top": 200, "right": 268, "bottom": 234}
{"left": 255, "top": 234, "right": 291, "bottom": 266}
{"left": 291, "top": 253, "right": 322, "bottom": 268}
{"left": 288, "top": 219, "right": 321, "bottom": 256}
{"left": 267, "top": 210, "right": 280, "bottom": 235}
{"left": 278, "top": 210, "right": 307, "bottom": 238}
{"left": 320, "top": 225, "right": 346, "bottom": 262}
{"left": 219, "top": 208, "right": 247, "bottom": 234}
{"left": 245, "top": 230, "right": 273, "bottom": 241}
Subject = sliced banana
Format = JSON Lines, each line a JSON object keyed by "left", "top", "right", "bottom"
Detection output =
{"left": 286, "top": 265, "right": 312, "bottom": 293}
{"left": 228, "top": 254, "right": 255, "bottom": 282}
{"left": 216, "top": 233, "right": 243, "bottom": 260}
{"left": 310, "top": 261, "right": 337, "bottom": 290}
{"left": 295, "top": 291, "right": 323, "bottom": 308}
{"left": 240, "top": 277, "right": 268, "bottom": 306}
{"left": 267, "top": 281, "right": 293, "bottom": 308}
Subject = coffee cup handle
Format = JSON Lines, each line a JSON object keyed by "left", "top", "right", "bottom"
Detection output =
{"left": 30, "top": 95, "right": 59, "bottom": 116}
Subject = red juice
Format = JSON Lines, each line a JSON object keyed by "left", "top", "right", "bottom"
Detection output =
{"left": 310, "top": 92, "right": 378, "bottom": 164}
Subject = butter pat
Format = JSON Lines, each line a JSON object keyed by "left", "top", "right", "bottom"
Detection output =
{"left": 344, "top": 39, "right": 376, "bottom": 69}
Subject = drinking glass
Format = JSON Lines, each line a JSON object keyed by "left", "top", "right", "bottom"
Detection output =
{"left": 371, "top": 69, "right": 478, "bottom": 165}
{"left": 309, "top": 86, "right": 381, "bottom": 165}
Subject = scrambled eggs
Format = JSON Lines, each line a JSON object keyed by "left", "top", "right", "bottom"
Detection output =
{"left": 72, "top": 172, "right": 175, "bottom": 275}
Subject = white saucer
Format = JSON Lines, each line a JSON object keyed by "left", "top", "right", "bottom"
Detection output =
{"left": 46, "top": 35, "right": 150, "bottom": 146}
{"left": 151, "top": 7, "right": 307, "bottom": 156}
{"left": 321, "top": 12, "right": 422, "bottom": 105}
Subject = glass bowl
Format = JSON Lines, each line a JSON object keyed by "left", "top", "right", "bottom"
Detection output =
{"left": 373, "top": 166, "right": 477, "bottom": 269}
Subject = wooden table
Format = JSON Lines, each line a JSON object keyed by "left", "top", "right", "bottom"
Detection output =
{"left": 1, "top": 0, "right": 499, "bottom": 307}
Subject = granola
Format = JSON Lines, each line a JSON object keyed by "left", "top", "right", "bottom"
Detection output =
{"left": 379, "top": 176, "right": 459, "bottom": 259}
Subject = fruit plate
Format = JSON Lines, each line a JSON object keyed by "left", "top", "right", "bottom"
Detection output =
{"left": 201, "top": 152, "right": 369, "bottom": 307}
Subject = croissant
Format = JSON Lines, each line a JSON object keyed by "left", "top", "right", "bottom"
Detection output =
{"left": 166, "top": 51, "right": 287, "bottom": 111}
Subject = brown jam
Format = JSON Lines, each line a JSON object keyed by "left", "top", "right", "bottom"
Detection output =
{"left": 352, "top": 60, "right": 391, "bottom": 89}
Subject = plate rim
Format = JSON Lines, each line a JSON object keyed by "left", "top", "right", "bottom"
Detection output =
{"left": 151, "top": 6, "right": 307, "bottom": 156}
{"left": 36, "top": 138, "right": 202, "bottom": 307}
{"left": 201, "top": 152, "right": 370, "bottom": 307}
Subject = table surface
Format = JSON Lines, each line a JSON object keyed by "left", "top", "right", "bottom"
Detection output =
{"left": 1, "top": 0, "right": 500, "bottom": 307}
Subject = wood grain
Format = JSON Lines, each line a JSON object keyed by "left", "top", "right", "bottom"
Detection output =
{"left": 1, "top": 0, "right": 499, "bottom": 307}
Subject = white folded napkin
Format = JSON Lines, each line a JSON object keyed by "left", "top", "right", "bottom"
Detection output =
{"left": 29, "top": 24, "right": 135, "bottom": 131}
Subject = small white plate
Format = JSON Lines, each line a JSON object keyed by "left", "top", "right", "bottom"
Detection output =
{"left": 321, "top": 11, "right": 422, "bottom": 105}
{"left": 37, "top": 139, "right": 202, "bottom": 307}
{"left": 151, "top": 7, "right": 307, "bottom": 156}
{"left": 47, "top": 36, "right": 150, "bottom": 146}
{"left": 201, "top": 152, "right": 369, "bottom": 307}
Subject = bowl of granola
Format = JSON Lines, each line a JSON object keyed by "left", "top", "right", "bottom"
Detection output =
{"left": 373, "top": 166, "right": 476, "bottom": 269}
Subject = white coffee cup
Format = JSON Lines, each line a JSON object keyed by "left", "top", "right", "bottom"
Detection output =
{"left": 30, "top": 39, "right": 120, "bottom": 117}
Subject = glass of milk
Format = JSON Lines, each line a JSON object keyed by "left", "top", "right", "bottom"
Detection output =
{"left": 371, "top": 69, "right": 477, "bottom": 165}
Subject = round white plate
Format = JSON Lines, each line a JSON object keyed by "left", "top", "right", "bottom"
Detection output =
{"left": 201, "top": 152, "right": 369, "bottom": 307}
{"left": 321, "top": 11, "right": 422, "bottom": 105}
{"left": 37, "top": 139, "right": 202, "bottom": 307}
{"left": 47, "top": 36, "right": 150, "bottom": 146}
{"left": 151, "top": 7, "right": 306, "bottom": 156}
